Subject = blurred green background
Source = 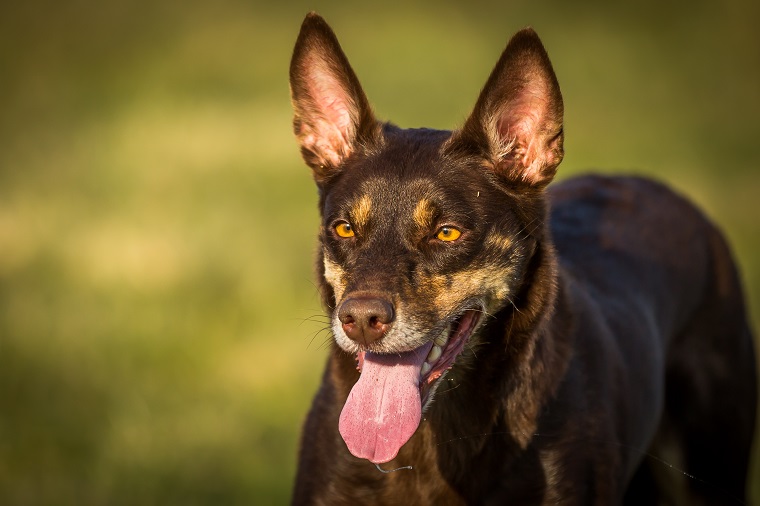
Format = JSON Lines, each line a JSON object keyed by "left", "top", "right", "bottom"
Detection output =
{"left": 0, "top": 0, "right": 758, "bottom": 504}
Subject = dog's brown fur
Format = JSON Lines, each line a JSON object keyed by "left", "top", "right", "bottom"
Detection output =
{"left": 289, "top": 13, "right": 757, "bottom": 505}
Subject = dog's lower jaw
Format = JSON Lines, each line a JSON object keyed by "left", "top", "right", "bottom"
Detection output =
{"left": 338, "top": 307, "right": 484, "bottom": 463}
{"left": 349, "top": 307, "right": 484, "bottom": 408}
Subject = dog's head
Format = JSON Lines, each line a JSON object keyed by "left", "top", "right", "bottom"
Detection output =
{"left": 290, "top": 13, "right": 563, "bottom": 465}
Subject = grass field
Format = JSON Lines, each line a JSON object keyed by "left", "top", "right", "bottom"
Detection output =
{"left": 1, "top": 0, "right": 758, "bottom": 504}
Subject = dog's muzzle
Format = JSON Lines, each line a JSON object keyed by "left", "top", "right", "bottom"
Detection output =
{"left": 337, "top": 295, "right": 395, "bottom": 348}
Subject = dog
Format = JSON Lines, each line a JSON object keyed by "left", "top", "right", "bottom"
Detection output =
{"left": 288, "top": 12, "right": 757, "bottom": 505}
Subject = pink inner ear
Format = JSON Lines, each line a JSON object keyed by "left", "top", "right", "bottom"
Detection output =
{"left": 310, "top": 73, "right": 353, "bottom": 133}
{"left": 300, "top": 55, "right": 357, "bottom": 167}
{"left": 494, "top": 84, "right": 557, "bottom": 183}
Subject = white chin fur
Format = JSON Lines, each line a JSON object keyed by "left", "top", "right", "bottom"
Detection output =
{"left": 332, "top": 319, "right": 358, "bottom": 353}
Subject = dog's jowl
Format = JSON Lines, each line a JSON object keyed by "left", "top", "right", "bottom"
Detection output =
{"left": 289, "top": 12, "right": 757, "bottom": 505}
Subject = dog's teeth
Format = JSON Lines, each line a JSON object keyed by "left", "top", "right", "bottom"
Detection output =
{"left": 427, "top": 345, "right": 442, "bottom": 363}
{"left": 434, "top": 328, "right": 450, "bottom": 347}
{"left": 420, "top": 362, "right": 432, "bottom": 376}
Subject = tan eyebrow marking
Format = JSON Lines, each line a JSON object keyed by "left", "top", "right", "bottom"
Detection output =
{"left": 413, "top": 198, "right": 436, "bottom": 229}
{"left": 351, "top": 194, "right": 372, "bottom": 229}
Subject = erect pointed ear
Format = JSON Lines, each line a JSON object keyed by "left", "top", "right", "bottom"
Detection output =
{"left": 289, "top": 13, "right": 381, "bottom": 184}
{"left": 449, "top": 28, "right": 564, "bottom": 189}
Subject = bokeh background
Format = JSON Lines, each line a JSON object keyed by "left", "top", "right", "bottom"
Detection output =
{"left": 1, "top": 0, "right": 758, "bottom": 504}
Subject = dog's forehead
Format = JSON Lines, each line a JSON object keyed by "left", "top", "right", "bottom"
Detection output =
{"left": 329, "top": 175, "right": 440, "bottom": 227}
{"left": 320, "top": 127, "right": 497, "bottom": 231}
{"left": 326, "top": 135, "right": 458, "bottom": 209}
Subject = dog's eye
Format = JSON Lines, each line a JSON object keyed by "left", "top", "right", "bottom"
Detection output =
{"left": 334, "top": 221, "right": 355, "bottom": 238}
{"left": 435, "top": 226, "right": 461, "bottom": 242}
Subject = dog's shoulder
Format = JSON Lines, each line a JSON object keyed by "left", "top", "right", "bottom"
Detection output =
{"left": 548, "top": 174, "right": 710, "bottom": 258}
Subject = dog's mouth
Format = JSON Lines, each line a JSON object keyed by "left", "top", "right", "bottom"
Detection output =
{"left": 419, "top": 308, "right": 482, "bottom": 407}
{"left": 338, "top": 308, "right": 482, "bottom": 464}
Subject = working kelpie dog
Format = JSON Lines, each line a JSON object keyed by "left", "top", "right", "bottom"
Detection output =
{"left": 289, "top": 12, "right": 757, "bottom": 505}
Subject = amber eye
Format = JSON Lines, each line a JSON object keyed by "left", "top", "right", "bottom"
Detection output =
{"left": 435, "top": 226, "right": 461, "bottom": 242}
{"left": 334, "top": 221, "right": 355, "bottom": 238}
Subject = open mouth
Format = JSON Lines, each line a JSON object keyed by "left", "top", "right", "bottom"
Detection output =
{"left": 355, "top": 308, "right": 482, "bottom": 406}
{"left": 339, "top": 307, "right": 483, "bottom": 464}
{"left": 419, "top": 308, "right": 481, "bottom": 407}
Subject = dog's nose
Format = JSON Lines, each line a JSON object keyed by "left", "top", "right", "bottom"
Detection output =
{"left": 338, "top": 296, "right": 394, "bottom": 347}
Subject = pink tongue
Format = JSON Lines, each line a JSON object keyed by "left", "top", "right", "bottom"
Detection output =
{"left": 339, "top": 342, "right": 433, "bottom": 464}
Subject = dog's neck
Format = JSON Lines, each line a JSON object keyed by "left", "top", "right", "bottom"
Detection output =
{"left": 498, "top": 232, "right": 574, "bottom": 448}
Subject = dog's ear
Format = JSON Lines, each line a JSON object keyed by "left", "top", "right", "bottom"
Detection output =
{"left": 289, "top": 13, "right": 380, "bottom": 183}
{"left": 450, "top": 28, "right": 564, "bottom": 189}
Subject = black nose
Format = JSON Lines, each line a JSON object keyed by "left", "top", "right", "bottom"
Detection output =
{"left": 338, "top": 296, "right": 395, "bottom": 347}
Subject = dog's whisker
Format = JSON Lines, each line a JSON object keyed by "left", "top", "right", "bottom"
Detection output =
{"left": 318, "top": 331, "right": 335, "bottom": 350}
{"left": 305, "top": 324, "right": 335, "bottom": 351}
{"left": 504, "top": 295, "right": 523, "bottom": 316}
{"left": 374, "top": 463, "right": 413, "bottom": 474}
{"left": 307, "top": 328, "right": 329, "bottom": 350}
{"left": 434, "top": 381, "right": 461, "bottom": 397}
{"left": 297, "top": 315, "right": 332, "bottom": 327}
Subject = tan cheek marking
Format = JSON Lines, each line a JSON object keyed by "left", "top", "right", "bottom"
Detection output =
{"left": 351, "top": 194, "right": 372, "bottom": 230}
{"left": 429, "top": 265, "right": 514, "bottom": 314}
{"left": 484, "top": 233, "right": 514, "bottom": 252}
{"left": 413, "top": 198, "right": 435, "bottom": 230}
{"left": 323, "top": 257, "right": 347, "bottom": 302}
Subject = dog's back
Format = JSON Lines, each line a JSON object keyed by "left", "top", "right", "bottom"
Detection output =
{"left": 549, "top": 175, "right": 757, "bottom": 503}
